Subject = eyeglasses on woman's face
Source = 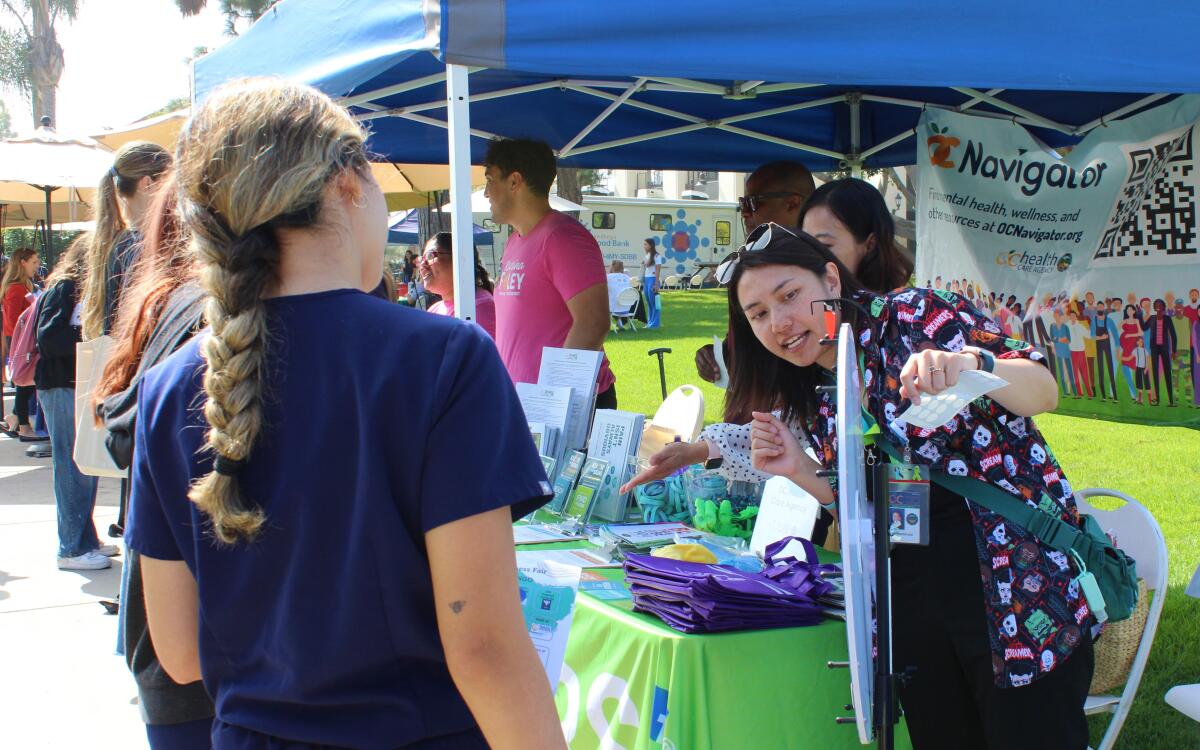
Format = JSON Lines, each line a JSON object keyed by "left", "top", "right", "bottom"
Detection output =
{"left": 422, "top": 249, "right": 450, "bottom": 262}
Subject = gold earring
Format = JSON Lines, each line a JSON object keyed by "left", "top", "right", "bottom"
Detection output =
{"left": 352, "top": 194, "right": 366, "bottom": 209}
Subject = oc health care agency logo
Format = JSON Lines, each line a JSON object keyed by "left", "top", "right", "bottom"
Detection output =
{"left": 995, "top": 250, "right": 1073, "bottom": 274}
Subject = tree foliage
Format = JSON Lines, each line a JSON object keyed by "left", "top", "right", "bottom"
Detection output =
{"left": 174, "top": 0, "right": 270, "bottom": 35}
{"left": 0, "top": 24, "right": 30, "bottom": 102}
{"left": 0, "top": 0, "right": 81, "bottom": 126}
{"left": 0, "top": 98, "right": 14, "bottom": 137}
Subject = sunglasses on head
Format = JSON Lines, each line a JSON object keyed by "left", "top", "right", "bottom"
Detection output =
{"left": 714, "top": 222, "right": 800, "bottom": 286}
{"left": 737, "top": 191, "right": 802, "bottom": 215}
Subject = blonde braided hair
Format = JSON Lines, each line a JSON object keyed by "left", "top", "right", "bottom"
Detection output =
{"left": 175, "top": 78, "right": 367, "bottom": 543}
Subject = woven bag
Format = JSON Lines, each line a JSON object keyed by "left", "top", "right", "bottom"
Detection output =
{"left": 1089, "top": 578, "right": 1150, "bottom": 694}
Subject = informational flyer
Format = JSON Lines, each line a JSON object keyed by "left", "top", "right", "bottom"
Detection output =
{"left": 515, "top": 552, "right": 583, "bottom": 688}
{"left": 512, "top": 524, "right": 586, "bottom": 545}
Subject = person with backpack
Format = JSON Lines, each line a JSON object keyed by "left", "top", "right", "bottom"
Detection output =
{"left": 34, "top": 235, "right": 118, "bottom": 569}
{"left": 3, "top": 247, "right": 42, "bottom": 440}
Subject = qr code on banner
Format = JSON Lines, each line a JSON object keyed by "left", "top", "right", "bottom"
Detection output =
{"left": 1093, "top": 125, "right": 1198, "bottom": 267}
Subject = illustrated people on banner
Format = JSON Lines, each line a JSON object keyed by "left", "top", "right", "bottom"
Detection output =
{"left": 1133, "top": 334, "right": 1151, "bottom": 406}
{"left": 1191, "top": 311, "right": 1200, "bottom": 408}
{"left": 1118, "top": 304, "right": 1143, "bottom": 403}
{"left": 1066, "top": 309, "right": 1094, "bottom": 398}
{"left": 1091, "top": 304, "right": 1119, "bottom": 401}
{"left": 1034, "top": 294, "right": 1059, "bottom": 380}
{"left": 1021, "top": 296, "right": 1037, "bottom": 345}
{"left": 1168, "top": 295, "right": 1192, "bottom": 405}
{"left": 1143, "top": 298, "right": 1176, "bottom": 406}
{"left": 1050, "top": 308, "right": 1076, "bottom": 397}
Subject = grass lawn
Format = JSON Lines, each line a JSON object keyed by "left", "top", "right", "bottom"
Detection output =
{"left": 605, "top": 289, "right": 1200, "bottom": 750}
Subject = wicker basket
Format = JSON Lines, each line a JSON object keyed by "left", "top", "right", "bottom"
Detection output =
{"left": 1089, "top": 578, "right": 1150, "bottom": 694}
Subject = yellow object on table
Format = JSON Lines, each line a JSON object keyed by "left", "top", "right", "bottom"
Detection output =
{"left": 650, "top": 542, "right": 718, "bottom": 564}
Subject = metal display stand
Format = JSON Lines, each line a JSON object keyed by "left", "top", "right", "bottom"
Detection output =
{"left": 823, "top": 317, "right": 901, "bottom": 749}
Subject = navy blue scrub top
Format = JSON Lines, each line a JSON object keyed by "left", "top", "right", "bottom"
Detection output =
{"left": 126, "top": 289, "right": 552, "bottom": 749}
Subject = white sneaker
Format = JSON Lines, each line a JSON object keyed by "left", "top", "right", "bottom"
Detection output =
{"left": 96, "top": 544, "right": 120, "bottom": 557}
{"left": 57, "top": 551, "right": 113, "bottom": 570}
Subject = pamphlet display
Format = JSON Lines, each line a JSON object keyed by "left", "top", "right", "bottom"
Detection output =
{"left": 538, "top": 347, "right": 604, "bottom": 451}
{"left": 515, "top": 552, "right": 582, "bottom": 688}
{"left": 550, "top": 450, "right": 586, "bottom": 514}
{"left": 516, "top": 383, "right": 574, "bottom": 468}
{"left": 561, "top": 457, "right": 609, "bottom": 526}
{"left": 540, "top": 454, "right": 557, "bottom": 482}
{"left": 585, "top": 409, "right": 645, "bottom": 522}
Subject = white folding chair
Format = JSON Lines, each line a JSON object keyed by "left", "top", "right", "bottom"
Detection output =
{"left": 1164, "top": 563, "right": 1200, "bottom": 723}
{"left": 611, "top": 286, "right": 641, "bottom": 332}
{"left": 1075, "top": 488, "right": 1169, "bottom": 750}
{"left": 663, "top": 274, "right": 680, "bottom": 290}
{"left": 690, "top": 272, "right": 705, "bottom": 289}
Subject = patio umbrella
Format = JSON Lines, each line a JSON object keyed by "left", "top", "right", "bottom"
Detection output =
{"left": 92, "top": 108, "right": 484, "bottom": 211}
{"left": 0, "top": 122, "right": 113, "bottom": 262}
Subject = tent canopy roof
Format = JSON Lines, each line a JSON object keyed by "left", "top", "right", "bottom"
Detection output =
{"left": 194, "top": 0, "right": 1200, "bottom": 172}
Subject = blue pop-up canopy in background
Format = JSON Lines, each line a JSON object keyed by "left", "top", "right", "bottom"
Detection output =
{"left": 194, "top": 0, "right": 1200, "bottom": 172}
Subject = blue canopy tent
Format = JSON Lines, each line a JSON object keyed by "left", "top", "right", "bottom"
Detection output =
{"left": 387, "top": 208, "right": 493, "bottom": 246}
{"left": 193, "top": 0, "right": 1200, "bottom": 329}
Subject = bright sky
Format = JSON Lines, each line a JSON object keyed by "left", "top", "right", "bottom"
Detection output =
{"left": 1, "top": 0, "right": 230, "bottom": 136}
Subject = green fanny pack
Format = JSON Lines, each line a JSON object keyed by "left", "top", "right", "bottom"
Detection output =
{"left": 875, "top": 440, "right": 1139, "bottom": 623}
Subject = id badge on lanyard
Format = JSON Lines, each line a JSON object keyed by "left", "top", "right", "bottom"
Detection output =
{"left": 886, "top": 460, "right": 930, "bottom": 546}
{"left": 853, "top": 343, "right": 931, "bottom": 546}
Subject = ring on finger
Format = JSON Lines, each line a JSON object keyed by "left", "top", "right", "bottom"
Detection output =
{"left": 928, "top": 367, "right": 944, "bottom": 374}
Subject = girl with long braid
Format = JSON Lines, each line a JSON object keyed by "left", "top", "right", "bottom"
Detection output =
{"left": 125, "top": 79, "right": 565, "bottom": 750}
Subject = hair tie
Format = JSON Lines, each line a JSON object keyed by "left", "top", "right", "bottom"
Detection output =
{"left": 108, "top": 165, "right": 121, "bottom": 182}
{"left": 214, "top": 454, "right": 247, "bottom": 476}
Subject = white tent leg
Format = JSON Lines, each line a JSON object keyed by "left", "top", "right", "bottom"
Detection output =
{"left": 446, "top": 63, "right": 477, "bottom": 323}
{"left": 848, "top": 92, "right": 863, "bottom": 178}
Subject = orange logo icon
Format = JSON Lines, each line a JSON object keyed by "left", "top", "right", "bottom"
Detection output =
{"left": 927, "top": 124, "right": 960, "bottom": 168}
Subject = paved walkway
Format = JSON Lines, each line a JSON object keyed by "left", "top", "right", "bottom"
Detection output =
{"left": 0, "top": 420, "right": 150, "bottom": 748}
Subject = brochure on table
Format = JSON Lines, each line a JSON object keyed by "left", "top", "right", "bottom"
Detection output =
{"left": 537, "top": 347, "right": 603, "bottom": 451}
{"left": 515, "top": 553, "right": 583, "bottom": 689}
{"left": 513, "top": 524, "right": 588, "bottom": 545}
{"left": 585, "top": 409, "right": 645, "bottom": 522}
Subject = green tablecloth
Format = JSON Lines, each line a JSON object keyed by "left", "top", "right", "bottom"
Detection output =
{"left": 519, "top": 540, "right": 912, "bottom": 750}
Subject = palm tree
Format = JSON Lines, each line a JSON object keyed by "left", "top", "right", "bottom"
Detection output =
{"left": 0, "top": 0, "right": 79, "bottom": 128}
{"left": 174, "top": 0, "right": 271, "bottom": 35}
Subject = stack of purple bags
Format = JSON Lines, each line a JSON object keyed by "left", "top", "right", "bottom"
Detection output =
{"left": 623, "top": 537, "right": 843, "bottom": 634}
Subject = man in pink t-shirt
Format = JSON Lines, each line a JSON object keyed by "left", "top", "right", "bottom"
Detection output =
{"left": 485, "top": 139, "right": 616, "bottom": 406}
